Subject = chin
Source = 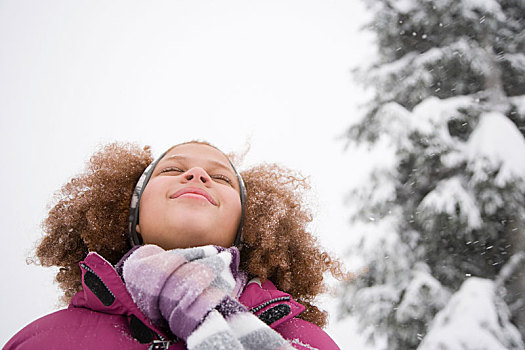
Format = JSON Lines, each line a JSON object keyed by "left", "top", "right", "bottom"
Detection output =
{"left": 179, "top": 227, "right": 233, "bottom": 248}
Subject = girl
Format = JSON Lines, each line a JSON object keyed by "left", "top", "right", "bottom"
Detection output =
{"left": 5, "top": 141, "right": 343, "bottom": 349}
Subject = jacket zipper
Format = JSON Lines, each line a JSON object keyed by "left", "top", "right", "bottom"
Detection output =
{"left": 148, "top": 339, "right": 173, "bottom": 350}
{"left": 249, "top": 296, "right": 291, "bottom": 313}
{"left": 80, "top": 263, "right": 116, "bottom": 299}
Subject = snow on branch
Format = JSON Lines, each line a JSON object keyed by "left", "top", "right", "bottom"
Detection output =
{"left": 373, "top": 95, "right": 475, "bottom": 146}
{"left": 460, "top": 0, "right": 505, "bottom": 21}
{"left": 510, "top": 95, "right": 525, "bottom": 116}
{"left": 418, "top": 278, "right": 524, "bottom": 350}
{"left": 496, "top": 251, "right": 525, "bottom": 287}
{"left": 395, "top": 263, "right": 450, "bottom": 323}
{"left": 366, "top": 39, "right": 495, "bottom": 99}
{"left": 418, "top": 176, "right": 482, "bottom": 231}
{"left": 503, "top": 53, "right": 525, "bottom": 73}
{"left": 465, "top": 112, "right": 525, "bottom": 186}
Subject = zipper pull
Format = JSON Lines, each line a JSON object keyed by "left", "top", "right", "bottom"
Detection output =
{"left": 148, "top": 339, "right": 173, "bottom": 349}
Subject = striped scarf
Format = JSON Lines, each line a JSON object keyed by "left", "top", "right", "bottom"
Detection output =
{"left": 122, "top": 244, "right": 294, "bottom": 350}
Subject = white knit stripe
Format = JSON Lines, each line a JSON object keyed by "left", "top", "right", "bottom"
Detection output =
{"left": 211, "top": 274, "right": 235, "bottom": 293}
{"left": 238, "top": 328, "right": 292, "bottom": 350}
{"left": 218, "top": 263, "right": 235, "bottom": 289}
{"left": 202, "top": 245, "right": 219, "bottom": 256}
{"left": 186, "top": 310, "right": 231, "bottom": 348}
{"left": 213, "top": 251, "right": 235, "bottom": 287}
{"left": 190, "top": 331, "right": 244, "bottom": 350}
{"left": 229, "top": 313, "right": 295, "bottom": 350}
{"left": 181, "top": 245, "right": 218, "bottom": 261}
{"left": 217, "top": 250, "right": 233, "bottom": 265}
{"left": 189, "top": 309, "right": 292, "bottom": 350}
{"left": 203, "top": 250, "right": 228, "bottom": 270}
{"left": 204, "top": 251, "right": 235, "bottom": 294}
{"left": 227, "top": 312, "right": 268, "bottom": 338}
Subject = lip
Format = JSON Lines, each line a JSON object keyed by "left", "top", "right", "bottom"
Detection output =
{"left": 170, "top": 186, "right": 217, "bottom": 206}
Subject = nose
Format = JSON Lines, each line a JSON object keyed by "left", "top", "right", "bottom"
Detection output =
{"left": 182, "top": 167, "right": 211, "bottom": 185}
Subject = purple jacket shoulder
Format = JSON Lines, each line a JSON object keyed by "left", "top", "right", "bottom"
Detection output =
{"left": 239, "top": 279, "right": 340, "bottom": 350}
{"left": 4, "top": 252, "right": 339, "bottom": 350}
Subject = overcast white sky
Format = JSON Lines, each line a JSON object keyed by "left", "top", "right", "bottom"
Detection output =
{"left": 0, "top": 1, "right": 377, "bottom": 347}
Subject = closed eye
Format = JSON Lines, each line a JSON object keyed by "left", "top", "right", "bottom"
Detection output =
{"left": 211, "top": 174, "right": 233, "bottom": 186}
{"left": 159, "top": 167, "right": 184, "bottom": 174}
{"left": 158, "top": 166, "right": 233, "bottom": 186}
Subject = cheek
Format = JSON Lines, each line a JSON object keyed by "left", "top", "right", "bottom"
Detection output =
{"left": 139, "top": 181, "right": 165, "bottom": 216}
{"left": 221, "top": 189, "right": 242, "bottom": 220}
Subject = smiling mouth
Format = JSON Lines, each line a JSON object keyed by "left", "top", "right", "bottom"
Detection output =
{"left": 170, "top": 187, "right": 217, "bottom": 206}
{"left": 178, "top": 193, "right": 210, "bottom": 203}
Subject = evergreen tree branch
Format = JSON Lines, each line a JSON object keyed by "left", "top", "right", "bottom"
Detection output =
{"left": 496, "top": 251, "right": 525, "bottom": 287}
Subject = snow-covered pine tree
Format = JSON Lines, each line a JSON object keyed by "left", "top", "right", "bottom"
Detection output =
{"left": 339, "top": 0, "right": 525, "bottom": 349}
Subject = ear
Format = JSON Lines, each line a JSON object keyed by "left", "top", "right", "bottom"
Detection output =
{"left": 136, "top": 224, "right": 141, "bottom": 233}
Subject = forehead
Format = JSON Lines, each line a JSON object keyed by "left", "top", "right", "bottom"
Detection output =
{"left": 159, "top": 143, "right": 233, "bottom": 170}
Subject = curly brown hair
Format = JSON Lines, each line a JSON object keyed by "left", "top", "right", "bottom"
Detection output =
{"left": 35, "top": 141, "right": 345, "bottom": 328}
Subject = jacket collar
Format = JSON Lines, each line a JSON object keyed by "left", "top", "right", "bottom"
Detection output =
{"left": 239, "top": 278, "right": 305, "bottom": 328}
{"left": 71, "top": 252, "right": 170, "bottom": 340}
{"left": 71, "top": 252, "right": 305, "bottom": 333}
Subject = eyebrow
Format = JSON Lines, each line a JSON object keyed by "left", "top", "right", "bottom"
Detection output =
{"left": 160, "top": 154, "right": 235, "bottom": 175}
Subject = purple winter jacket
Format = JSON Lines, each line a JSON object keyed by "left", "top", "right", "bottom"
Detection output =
{"left": 5, "top": 252, "right": 339, "bottom": 350}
